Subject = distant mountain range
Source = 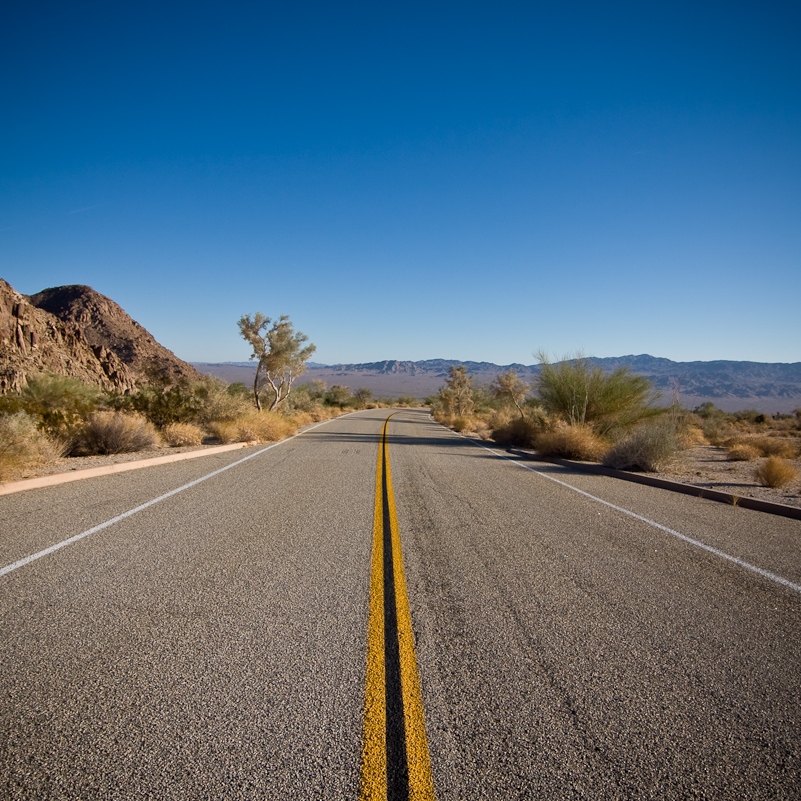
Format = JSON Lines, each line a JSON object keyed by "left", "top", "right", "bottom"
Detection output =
{"left": 2, "top": 279, "right": 797, "bottom": 413}
{"left": 193, "top": 356, "right": 801, "bottom": 413}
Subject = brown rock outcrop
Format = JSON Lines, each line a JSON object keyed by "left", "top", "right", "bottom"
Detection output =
{"left": 0, "top": 279, "right": 202, "bottom": 394}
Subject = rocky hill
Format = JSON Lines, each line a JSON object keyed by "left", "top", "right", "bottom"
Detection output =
{"left": 0, "top": 279, "right": 201, "bottom": 394}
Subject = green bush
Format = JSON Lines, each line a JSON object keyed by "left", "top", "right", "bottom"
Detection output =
{"left": 129, "top": 380, "right": 200, "bottom": 428}
{"left": 325, "top": 385, "right": 354, "bottom": 407}
{"left": 15, "top": 374, "right": 100, "bottom": 443}
{"left": 536, "top": 353, "right": 657, "bottom": 435}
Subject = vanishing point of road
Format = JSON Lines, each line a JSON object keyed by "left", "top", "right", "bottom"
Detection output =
{"left": 2, "top": 408, "right": 799, "bottom": 799}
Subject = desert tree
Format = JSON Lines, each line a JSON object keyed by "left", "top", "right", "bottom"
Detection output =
{"left": 354, "top": 387, "right": 373, "bottom": 408}
{"left": 238, "top": 313, "right": 316, "bottom": 411}
{"left": 438, "top": 365, "right": 475, "bottom": 416}
{"left": 491, "top": 369, "right": 530, "bottom": 419}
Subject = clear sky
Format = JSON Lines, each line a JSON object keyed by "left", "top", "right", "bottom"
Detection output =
{"left": 2, "top": 1, "right": 799, "bottom": 366}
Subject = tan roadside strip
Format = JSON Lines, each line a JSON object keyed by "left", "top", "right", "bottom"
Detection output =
{"left": 0, "top": 443, "right": 256, "bottom": 497}
{"left": 508, "top": 449, "right": 801, "bottom": 522}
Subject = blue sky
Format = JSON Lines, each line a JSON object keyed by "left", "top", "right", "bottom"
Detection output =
{"left": 2, "top": 1, "right": 799, "bottom": 365}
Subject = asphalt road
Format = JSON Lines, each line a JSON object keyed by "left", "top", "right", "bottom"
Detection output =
{"left": 1, "top": 408, "right": 800, "bottom": 799}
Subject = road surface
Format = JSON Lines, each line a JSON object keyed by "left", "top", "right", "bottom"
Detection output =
{"left": 2, "top": 408, "right": 799, "bottom": 799}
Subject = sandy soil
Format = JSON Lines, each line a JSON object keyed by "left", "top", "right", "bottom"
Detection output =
{"left": 659, "top": 444, "right": 801, "bottom": 510}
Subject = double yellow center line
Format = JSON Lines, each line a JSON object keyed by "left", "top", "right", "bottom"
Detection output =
{"left": 360, "top": 415, "right": 436, "bottom": 800}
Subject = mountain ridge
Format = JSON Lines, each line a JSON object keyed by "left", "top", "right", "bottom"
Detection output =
{"left": 193, "top": 356, "right": 801, "bottom": 413}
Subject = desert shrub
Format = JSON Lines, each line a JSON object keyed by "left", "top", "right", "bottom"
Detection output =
{"left": 292, "top": 411, "right": 315, "bottom": 428}
{"left": 677, "top": 424, "right": 707, "bottom": 448}
{"left": 450, "top": 415, "right": 478, "bottom": 433}
{"left": 285, "top": 384, "right": 317, "bottom": 413}
{"left": 396, "top": 394, "right": 420, "bottom": 407}
{"left": 490, "top": 417, "right": 541, "bottom": 448}
{"left": 211, "top": 412, "right": 298, "bottom": 444}
{"left": 307, "top": 404, "right": 340, "bottom": 422}
{"left": 726, "top": 444, "right": 761, "bottom": 461}
{"left": 15, "top": 373, "right": 101, "bottom": 442}
{"left": 353, "top": 388, "right": 373, "bottom": 408}
{"left": 163, "top": 422, "right": 205, "bottom": 447}
{"left": 79, "top": 412, "right": 159, "bottom": 455}
{"left": 751, "top": 437, "right": 797, "bottom": 459}
{"left": 725, "top": 436, "right": 797, "bottom": 459}
{"left": 733, "top": 409, "right": 770, "bottom": 425}
{"left": 535, "top": 353, "right": 657, "bottom": 435}
{"left": 130, "top": 380, "right": 200, "bottom": 428}
{"left": 206, "top": 420, "right": 242, "bottom": 444}
{"left": 693, "top": 403, "right": 735, "bottom": 444}
{"left": 194, "top": 378, "right": 251, "bottom": 423}
{"left": 490, "top": 407, "right": 549, "bottom": 448}
{"left": 603, "top": 420, "right": 679, "bottom": 472}
{"left": 753, "top": 456, "right": 799, "bottom": 488}
{"left": 536, "top": 424, "right": 608, "bottom": 461}
{"left": 325, "top": 385, "right": 354, "bottom": 408}
{"left": 0, "top": 412, "right": 63, "bottom": 481}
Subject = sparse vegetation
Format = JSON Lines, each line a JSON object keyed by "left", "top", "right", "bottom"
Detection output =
{"left": 753, "top": 456, "right": 799, "bottom": 489}
{"left": 78, "top": 412, "right": 159, "bottom": 455}
{"left": 0, "top": 412, "right": 63, "bottom": 481}
{"left": 726, "top": 443, "right": 761, "bottom": 461}
{"left": 603, "top": 419, "right": 679, "bottom": 472}
{"left": 162, "top": 422, "right": 205, "bottom": 447}
{"left": 230, "top": 411, "right": 298, "bottom": 443}
{"left": 724, "top": 436, "right": 798, "bottom": 459}
{"left": 535, "top": 424, "right": 608, "bottom": 462}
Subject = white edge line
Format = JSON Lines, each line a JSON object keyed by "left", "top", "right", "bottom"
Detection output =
{"left": 0, "top": 415, "right": 351, "bottom": 579}
{"left": 445, "top": 422, "right": 801, "bottom": 595}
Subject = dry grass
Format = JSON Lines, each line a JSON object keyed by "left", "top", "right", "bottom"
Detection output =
{"left": 238, "top": 411, "right": 298, "bottom": 442}
{"left": 208, "top": 412, "right": 298, "bottom": 444}
{"left": 603, "top": 420, "right": 679, "bottom": 472}
{"left": 753, "top": 456, "right": 799, "bottom": 488}
{"left": 79, "top": 412, "right": 159, "bottom": 455}
{"left": 206, "top": 420, "right": 242, "bottom": 444}
{"left": 725, "top": 436, "right": 797, "bottom": 459}
{"left": 491, "top": 416, "right": 543, "bottom": 448}
{"left": 726, "top": 443, "right": 761, "bottom": 462}
{"left": 450, "top": 415, "right": 477, "bottom": 433}
{"left": 163, "top": 422, "right": 205, "bottom": 447}
{"left": 0, "top": 412, "right": 63, "bottom": 482}
{"left": 536, "top": 424, "right": 608, "bottom": 461}
{"left": 677, "top": 425, "right": 707, "bottom": 448}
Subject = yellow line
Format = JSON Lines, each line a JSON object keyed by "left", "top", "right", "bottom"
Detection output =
{"left": 360, "top": 425, "right": 387, "bottom": 799}
{"left": 360, "top": 415, "right": 436, "bottom": 800}
{"left": 384, "top": 426, "right": 436, "bottom": 800}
